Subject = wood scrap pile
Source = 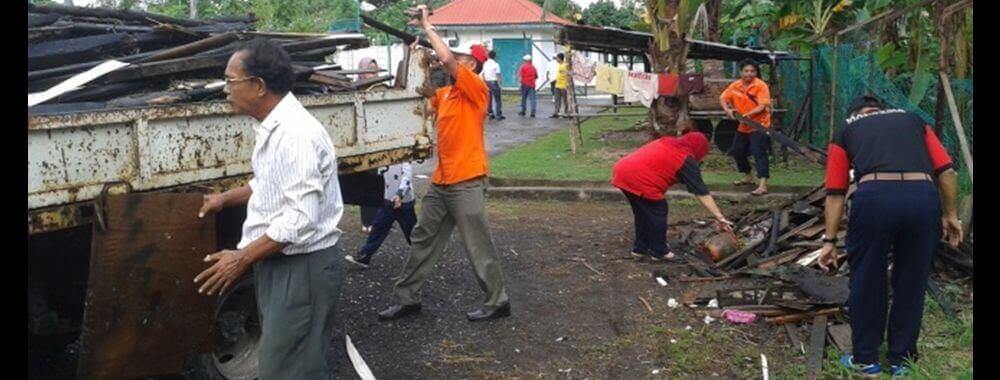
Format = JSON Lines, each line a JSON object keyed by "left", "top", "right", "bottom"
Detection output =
{"left": 28, "top": 4, "right": 388, "bottom": 115}
{"left": 669, "top": 183, "right": 972, "bottom": 375}
{"left": 675, "top": 185, "right": 973, "bottom": 279}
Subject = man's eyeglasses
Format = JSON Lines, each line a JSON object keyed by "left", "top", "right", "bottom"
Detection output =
{"left": 223, "top": 76, "right": 261, "bottom": 90}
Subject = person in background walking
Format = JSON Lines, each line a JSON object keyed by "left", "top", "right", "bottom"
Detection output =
{"left": 345, "top": 162, "right": 417, "bottom": 268}
{"left": 546, "top": 54, "right": 560, "bottom": 99}
{"left": 517, "top": 54, "right": 538, "bottom": 118}
{"left": 482, "top": 50, "right": 505, "bottom": 120}
{"left": 550, "top": 53, "right": 570, "bottom": 118}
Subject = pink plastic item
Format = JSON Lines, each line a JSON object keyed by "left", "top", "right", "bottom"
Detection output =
{"left": 722, "top": 309, "right": 758, "bottom": 324}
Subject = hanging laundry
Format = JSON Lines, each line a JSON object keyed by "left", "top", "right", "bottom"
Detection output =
{"left": 658, "top": 73, "right": 679, "bottom": 96}
{"left": 571, "top": 53, "right": 597, "bottom": 84}
{"left": 679, "top": 73, "right": 706, "bottom": 94}
{"left": 595, "top": 64, "right": 624, "bottom": 95}
{"left": 623, "top": 71, "right": 659, "bottom": 107}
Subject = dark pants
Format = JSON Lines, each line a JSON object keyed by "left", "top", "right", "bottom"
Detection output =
{"left": 254, "top": 244, "right": 343, "bottom": 379}
{"left": 519, "top": 85, "right": 537, "bottom": 115}
{"left": 360, "top": 205, "right": 378, "bottom": 227}
{"left": 553, "top": 88, "right": 569, "bottom": 116}
{"left": 360, "top": 200, "right": 417, "bottom": 256}
{"left": 623, "top": 190, "right": 669, "bottom": 258}
{"left": 486, "top": 80, "right": 503, "bottom": 117}
{"left": 730, "top": 131, "right": 770, "bottom": 179}
{"left": 846, "top": 181, "right": 941, "bottom": 366}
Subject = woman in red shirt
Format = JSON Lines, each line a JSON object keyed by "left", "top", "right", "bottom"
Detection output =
{"left": 611, "top": 131, "right": 734, "bottom": 261}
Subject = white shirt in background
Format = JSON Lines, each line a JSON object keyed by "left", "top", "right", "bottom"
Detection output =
{"left": 481, "top": 59, "right": 501, "bottom": 82}
{"left": 238, "top": 93, "right": 344, "bottom": 255}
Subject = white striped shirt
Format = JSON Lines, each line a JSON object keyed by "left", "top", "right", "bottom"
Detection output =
{"left": 237, "top": 93, "right": 343, "bottom": 255}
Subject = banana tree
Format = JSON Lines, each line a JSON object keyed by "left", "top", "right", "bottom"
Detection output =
{"left": 644, "top": 0, "right": 703, "bottom": 137}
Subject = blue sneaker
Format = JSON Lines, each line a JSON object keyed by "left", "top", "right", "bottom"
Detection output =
{"left": 840, "top": 355, "right": 882, "bottom": 378}
{"left": 890, "top": 364, "right": 911, "bottom": 377}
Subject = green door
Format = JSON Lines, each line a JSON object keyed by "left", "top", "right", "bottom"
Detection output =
{"left": 492, "top": 38, "right": 532, "bottom": 88}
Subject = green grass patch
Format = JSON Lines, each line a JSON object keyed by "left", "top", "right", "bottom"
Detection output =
{"left": 774, "top": 295, "right": 973, "bottom": 379}
{"left": 490, "top": 109, "right": 826, "bottom": 187}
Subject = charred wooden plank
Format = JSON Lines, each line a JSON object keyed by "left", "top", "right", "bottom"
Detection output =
{"left": 136, "top": 32, "right": 238, "bottom": 63}
{"left": 29, "top": 31, "right": 202, "bottom": 71}
{"left": 806, "top": 315, "right": 828, "bottom": 379}
{"left": 28, "top": 13, "right": 62, "bottom": 28}
{"left": 29, "top": 3, "right": 211, "bottom": 27}
{"left": 29, "top": 33, "right": 138, "bottom": 71}
{"left": 352, "top": 74, "right": 394, "bottom": 89}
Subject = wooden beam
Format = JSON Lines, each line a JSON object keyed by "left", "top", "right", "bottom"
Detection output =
{"left": 806, "top": 315, "right": 828, "bottom": 380}
{"left": 28, "top": 2, "right": 211, "bottom": 27}
{"left": 939, "top": 72, "right": 973, "bottom": 182}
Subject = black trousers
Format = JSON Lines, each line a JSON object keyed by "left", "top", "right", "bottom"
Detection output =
{"left": 623, "top": 190, "right": 669, "bottom": 258}
{"left": 846, "top": 181, "right": 941, "bottom": 366}
{"left": 730, "top": 130, "right": 770, "bottom": 179}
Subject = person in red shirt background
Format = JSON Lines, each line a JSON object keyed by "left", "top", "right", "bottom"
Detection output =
{"left": 610, "top": 128, "right": 734, "bottom": 261}
{"left": 517, "top": 54, "right": 538, "bottom": 118}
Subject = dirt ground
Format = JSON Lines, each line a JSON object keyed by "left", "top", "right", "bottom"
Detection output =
{"left": 329, "top": 195, "right": 802, "bottom": 379}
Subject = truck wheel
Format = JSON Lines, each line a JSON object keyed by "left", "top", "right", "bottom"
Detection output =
{"left": 184, "top": 277, "right": 260, "bottom": 380}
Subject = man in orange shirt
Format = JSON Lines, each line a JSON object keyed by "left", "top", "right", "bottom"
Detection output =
{"left": 378, "top": 5, "right": 510, "bottom": 322}
{"left": 720, "top": 59, "right": 772, "bottom": 196}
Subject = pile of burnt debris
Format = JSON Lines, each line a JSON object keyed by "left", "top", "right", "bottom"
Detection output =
{"left": 661, "top": 185, "right": 972, "bottom": 376}
{"left": 28, "top": 4, "right": 391, "bottom": 115}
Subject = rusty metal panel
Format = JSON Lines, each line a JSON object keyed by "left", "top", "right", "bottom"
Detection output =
{"left": 29, "top": 49, "right": 434, "bottom": 232}
{"left": 78, "top": 193, "right": 216, "bottom": 379}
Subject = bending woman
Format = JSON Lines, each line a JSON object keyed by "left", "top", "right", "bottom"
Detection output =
{"left": 611, "top": 131, "right": 734, "bottom": 261}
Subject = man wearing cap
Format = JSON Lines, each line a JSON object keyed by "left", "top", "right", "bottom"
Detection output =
{"left": 517, "top": 54, "right": 538, "bottom": 118}
{"left": 378, "top": 5, "right": 511, "bottom": 322}
{"left": 817, "top": 95, "right": 963, "bottom": 377}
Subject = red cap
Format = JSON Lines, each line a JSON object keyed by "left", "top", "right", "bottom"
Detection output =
{"left": 469, "top": 44, "right": 488, "bottom": 63}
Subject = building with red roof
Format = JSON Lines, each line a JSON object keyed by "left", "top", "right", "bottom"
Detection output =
{"left": 426, "top": 0, "right": 573, "bottom": 89}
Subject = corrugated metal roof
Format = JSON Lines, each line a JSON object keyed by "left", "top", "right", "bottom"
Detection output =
{"left": 428, "top": 0, "right": 571, "bottom": 26}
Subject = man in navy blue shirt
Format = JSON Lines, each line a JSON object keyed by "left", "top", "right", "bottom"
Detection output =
{"left": 818, "top": 95, "right": 963, "bottom": 377}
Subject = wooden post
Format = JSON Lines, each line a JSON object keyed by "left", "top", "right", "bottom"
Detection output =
{"left": 566, "top": 46, "right": 581, "bottom": 154}
{"left": 612, "top": 54, "right": 619, "bottom": 114}
{"left": 189, "top": 0, "right": 198, "bottom": 19}
{"left": 939, "top": 73, "right": 973, "bottom": 182}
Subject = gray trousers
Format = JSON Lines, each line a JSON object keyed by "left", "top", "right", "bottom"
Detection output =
{"left": 254, "top": 244, "right": 343, "bottom": 380}
{"left": 553, "top": 88, "right": 569, "bottom": 115}
{"left": 393, "top": 177, "right": 509, "bottom": 309}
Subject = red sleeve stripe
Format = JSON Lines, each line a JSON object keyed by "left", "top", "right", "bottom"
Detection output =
{"left": 924, "top": 126, "right": 954, "bottom": 174}
{"left": 825, "top": 143, "right": 850, "bottom": 194}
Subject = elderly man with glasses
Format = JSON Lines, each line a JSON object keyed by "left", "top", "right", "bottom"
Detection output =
{"left": 193, "top": 38, "right": 345, "bottom": 379}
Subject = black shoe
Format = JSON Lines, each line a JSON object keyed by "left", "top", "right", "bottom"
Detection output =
{"left": 518, "top": 112, "right": 525, "bottom": 116}
{"left": 497, "top": 115, "right": 506, "bottom": 120}
{"left": 530, "top": 114, "right": 536, "bottom": 118}
{"left": 345, "top": 253, "right": 371, "bottom": 268}
{"left": 467, "top": 303, "right": 511, "bottom": 322}
{"left": 378, "top": 304, "right": 422, "bottom": 321}
{"left": 549, "top": 114, "right": 559, "bottom": 118}
{"left": 489, "top": 114, "right": 495, "bottom": 120}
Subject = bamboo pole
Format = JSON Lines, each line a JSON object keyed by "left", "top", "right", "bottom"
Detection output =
{"left": 939, "top": 73, "right": 973, "bottom": 182}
